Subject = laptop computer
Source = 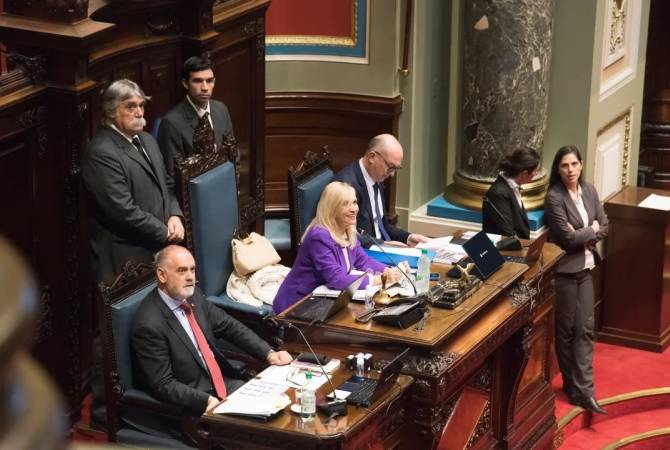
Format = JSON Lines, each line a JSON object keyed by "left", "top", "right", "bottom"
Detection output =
{"left": 503, "top": 229, "right": 549, "bottom": 264}
{"left": 337, "top": 348, "right": 409, "bottom": 407}
{"left": 287, "top": 273, "right": 366, "bottom": 323}
{"left": 448, "top": 231, "right": 505, "bottom": 280}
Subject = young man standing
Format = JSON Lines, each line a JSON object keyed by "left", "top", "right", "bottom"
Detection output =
{"left": 157, "top": 55, "right": 234, "bottom": 176}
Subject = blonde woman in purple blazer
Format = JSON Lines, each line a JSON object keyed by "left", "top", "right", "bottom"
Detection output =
{"left": 273, "top": 181, "right": 399, "bottom": 313}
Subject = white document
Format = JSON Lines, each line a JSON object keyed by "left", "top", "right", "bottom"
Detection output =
{"left": 462, "top": 231, "right": 502, "bottom": 244}
{"left": 638, "top": 193, "right": 670, "bottom": 211}
{"left": 416, "top": 236, "right": 453, "bottom": 250}
{"left": 213, "top": 379, "right": 289, "bottom": 416}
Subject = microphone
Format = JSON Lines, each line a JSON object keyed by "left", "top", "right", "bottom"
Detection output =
{"left": 357, "top": 228, "right": 419, "bottom": 297}
{"left": 482, "top": 196, "right": 522, "bottom": 251}
{"left": 284, "top": 322, "right": 348, "bottom": 417}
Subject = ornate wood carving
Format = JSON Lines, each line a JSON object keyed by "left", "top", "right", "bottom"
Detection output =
{"left": 7, "top": 53, "right": 47, "bottom": 84}
{"left": 16, "top": 106, "right": 47, "bottom": 157}
{"left": 4, "top": 0, "right": 88, "bottom": 22}
{"left": 146, "top": 9, "right": 179, "bottom": 35}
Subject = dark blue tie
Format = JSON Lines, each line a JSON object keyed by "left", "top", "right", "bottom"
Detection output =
{"left": 373, "top": 183, "right": 391, "bottom": 241}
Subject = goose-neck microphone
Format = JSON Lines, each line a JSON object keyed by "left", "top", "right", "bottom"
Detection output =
{"left": 284, "top": 322, "right": 347, "bottom": 417}
{"left": 357, "top": 228, "right": 419, "bottom": 296}
{"left": 482, "top": 195, "right": 522, "bottom": 251}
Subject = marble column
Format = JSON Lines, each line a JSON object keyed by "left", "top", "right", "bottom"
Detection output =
{"left": 445, "top": 0, "right": 555, "bottom": 210}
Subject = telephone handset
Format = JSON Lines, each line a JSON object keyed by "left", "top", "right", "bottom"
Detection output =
{"left": 367, "top": 299, "right": 427, "bottom": 329}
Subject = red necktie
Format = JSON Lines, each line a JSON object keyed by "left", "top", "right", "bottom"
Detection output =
{"left": 180, "top": 300, "right": 227, "bottom": 400}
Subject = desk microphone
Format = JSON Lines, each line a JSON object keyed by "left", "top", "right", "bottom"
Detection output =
{"left": 482, "top": 196, "right": 522, "bottom": 251}
{"left": 284, "top": 322, "right": 348, "bottom": 417}
{"left": 357, "top": 228, "right": 420, "bottom": 297}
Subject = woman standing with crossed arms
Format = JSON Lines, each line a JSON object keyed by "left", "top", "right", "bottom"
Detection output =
{"left": 544, "top": 145, "right": 608, "bottom": 414}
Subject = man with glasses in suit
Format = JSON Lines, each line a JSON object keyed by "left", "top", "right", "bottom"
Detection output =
{"left": 334, "top": 134, "right": 428, "bottom": 248}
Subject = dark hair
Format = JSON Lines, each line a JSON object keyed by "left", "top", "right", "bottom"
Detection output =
{"left": 498, "top": 147, "right": 540, "bottom": 178}
{"left": 181, "top": 56, "right": 213, "bottom": 81}
{"left": 549, "top": 145, "right": 583, "bottom": 187}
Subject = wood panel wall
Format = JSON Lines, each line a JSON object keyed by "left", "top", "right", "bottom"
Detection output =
{"left": 0, "top": 0, "right": 269, "bottom": 417}
{"left": 264, "top": 92, "right": 403, "bottom": 217}
{"left": 640, "top": 0, "right": 670, "bottom": 189}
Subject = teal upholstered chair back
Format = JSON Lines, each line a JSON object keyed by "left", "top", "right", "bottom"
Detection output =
{"left": 189, "top": 161, "right": 238, "bottom": 298}
{"left": 288, "top": 149, "right": 333, "bottom": 248}
{"left": 110, "top": 281, "right": 157, "bottom": 391}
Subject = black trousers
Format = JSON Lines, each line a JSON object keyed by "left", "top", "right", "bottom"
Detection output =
{"left": 554, "top": 270, "right": 595, "bottom": 399}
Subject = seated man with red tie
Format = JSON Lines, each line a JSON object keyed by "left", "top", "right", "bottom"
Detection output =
{"left": 131, "top": 245, "right": 292, "bottom": 417}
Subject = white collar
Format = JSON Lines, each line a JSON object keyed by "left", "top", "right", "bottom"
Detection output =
{"left": 186, "top": 95, "right": 211, "bottom": 119}
{"left": 158, "top": 287, "right": 184, "bottom": 312}
{"left": 359, "top": 158, "right": 376, "bottom": 187}
{"left": 109, "top": 123, "right": 136, "bottom": 144}
{"left": 501, "top": 173, "right": 521, "bottom": 192}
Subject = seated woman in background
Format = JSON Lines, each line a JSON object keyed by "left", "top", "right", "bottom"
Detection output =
{"left": 482, "top": 147, "right": 540, "bottom": 239}
{"left": 273, "top": 181, "right": 400, "bottom": 313}
{"left": 544, "top": 145, "right": 608, "bottom": 414}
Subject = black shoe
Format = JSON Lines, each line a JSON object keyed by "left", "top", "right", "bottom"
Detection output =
{"left": 580, "top": 396, "right": 607, "bottom": 415}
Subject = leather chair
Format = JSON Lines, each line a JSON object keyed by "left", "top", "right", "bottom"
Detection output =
{"left": 174, "top": 144, "right": 273, "bottom": 319}
{"left": 288, "top": 148, "right": 334, "bottom": 250}
{"left": 98, "top": 263, "right": 198, "bottom": 448}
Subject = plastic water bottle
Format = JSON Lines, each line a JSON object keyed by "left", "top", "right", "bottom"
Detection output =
{"left": 300, "top": 371, "right": 316, "bottom": 422}
{"left": 416, "top": 248, "right": 430, "bottom": 294}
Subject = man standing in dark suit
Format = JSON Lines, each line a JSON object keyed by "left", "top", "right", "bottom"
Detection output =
{"left": 82, "top": 79, "right": 185, "bottom": 285}
{"left": 481, "top": 147, "right": 540, "bottom": 240}
{"left": 333, "top": 134, "right": 428, "bottom": 248}
{"left": 131, "top": 245, "right": 293, "bottom": 414}
{"left": 157, "top": 55, "right": 234, "bottom": 176}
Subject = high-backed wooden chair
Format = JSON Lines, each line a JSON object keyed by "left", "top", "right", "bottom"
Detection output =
{"left": 287, "top": 148, "right": 334, "bottom": 250}
{"left": 174, "top": 136, "right": 273, "bottom": 320}
{"left": 98, "top": 262, "right": 199, "bottom": 448}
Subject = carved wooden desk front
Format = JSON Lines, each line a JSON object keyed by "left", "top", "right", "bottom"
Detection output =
{"left": 198, "top": 370, "right": 413, "bottom": 450}
{"left": 278, "top": 243, "right": 563, "bottom": 449}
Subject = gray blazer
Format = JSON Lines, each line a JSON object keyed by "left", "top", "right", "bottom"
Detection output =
{"left": 82, "top": 126, "right": 183, "bottom": 284}
{"left": 157, "top": 98, "right": 234, "bottom": 176}
{"left": 544, "top": 181, "right": 608, "bottom": 273}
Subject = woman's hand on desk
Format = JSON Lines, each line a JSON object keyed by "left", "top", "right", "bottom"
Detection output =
{"left": 267, "top": 350, "right": 293, "bottom": 365}
{"left": 383, "top": 267, "right": 403, "bottom": 286}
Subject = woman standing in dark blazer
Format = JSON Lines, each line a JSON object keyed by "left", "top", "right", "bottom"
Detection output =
{"left": 544, "top": 145, "right": 608, "bottom": 414}
{"left": 482, "top": 147, "right": 540, "bottom": 239}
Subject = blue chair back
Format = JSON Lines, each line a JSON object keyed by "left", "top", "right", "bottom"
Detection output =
{"left": 189, "top": 161, "right": 238, "bottom": 298}
{"left": 295, "top": 168, "right": 333, "bottom": 239}
{"left": 151, "top": 117, "right": 162, "bottom": 139}
{"left": 111, "top": 281, "right": 157, "bottom": 391}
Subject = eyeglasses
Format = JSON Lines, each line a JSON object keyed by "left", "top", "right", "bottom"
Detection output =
{"left": 373, "top": 151, "right": 402, "bottom": 174}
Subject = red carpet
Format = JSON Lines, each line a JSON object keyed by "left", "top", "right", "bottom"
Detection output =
{"left": 554, "top": 342, "right": 670, "bottom": 449}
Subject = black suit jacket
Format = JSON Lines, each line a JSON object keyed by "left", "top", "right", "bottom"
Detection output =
{"left": 130, "top": 287, "right": 272, "bottom": 414}
{"left": 82, "top": 126, "right": 183, "bottom": 284}
{"left": 482, "top": 175, "right": 530, "bottom": 239}
{"left": 157, "top": 98, "right": 234, "bottom": 176}
{"left": 333, "top": 160, "right": 409, "bottom": 247}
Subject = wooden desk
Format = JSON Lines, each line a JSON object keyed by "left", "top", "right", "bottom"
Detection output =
{"left": 279, "top": 243, "right": 563, "bottom": 449}
{"left": 198, "top": 370, "right": 413, "bottom": 449}
{"left": 602, "top": 186, "right": 670, "bottom": 352}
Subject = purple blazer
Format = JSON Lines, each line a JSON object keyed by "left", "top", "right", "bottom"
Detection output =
{"left": 273, "top": 226, "right": 387, "bottom": 313}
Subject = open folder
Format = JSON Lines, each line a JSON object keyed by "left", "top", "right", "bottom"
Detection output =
{"left": 213, "top": 379, "right": 290, "bottom": 420}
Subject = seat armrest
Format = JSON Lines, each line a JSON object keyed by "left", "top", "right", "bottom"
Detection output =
{"left": 207, "top": 294, "right": 273, "bottom": 317}
{"left": 121, "top": 389, "right": 184, "bottom": 419}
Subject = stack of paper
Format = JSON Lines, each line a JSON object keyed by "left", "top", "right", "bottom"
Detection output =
{"left": 213, "top": 379, "right": 289, "bottom": 418}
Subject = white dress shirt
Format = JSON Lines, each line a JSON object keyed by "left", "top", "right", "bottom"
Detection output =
{"left": 359, "top": 159, "right": 384, "bottom": 239}
{"left": 186, "top": 95, "right": 213, "bottom": 128}
{"left": 569, "top": 185, "right": 595, "bottom": 270}
{"left": 502, "top": 174, "right": 524, "bottom": 209}
{"left": 158, "top": 288, "right": 206, "bottom": 364}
